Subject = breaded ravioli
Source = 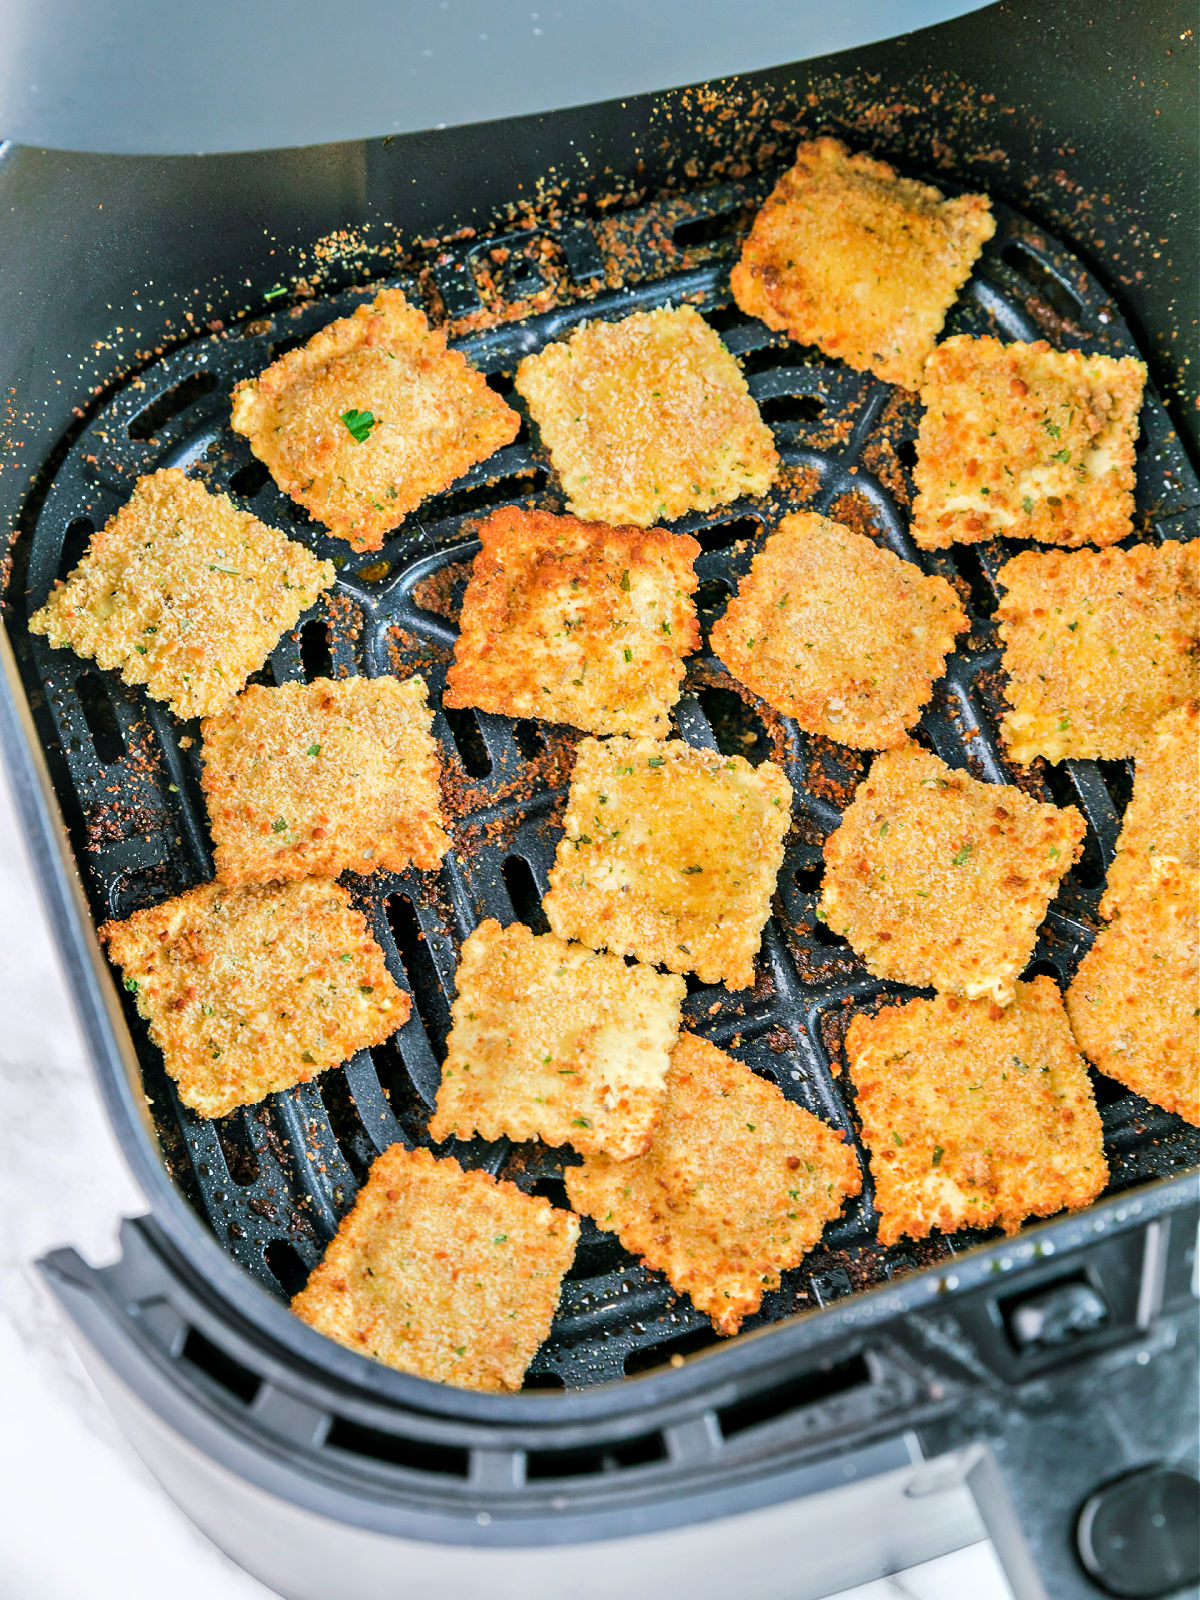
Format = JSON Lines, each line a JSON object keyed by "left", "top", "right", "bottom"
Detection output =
{"left": 730, "top": 137, "right": 994, "bottom": 391}
{"left": 101, "top": 879, "right": 408, "bottom": 1118}
{"left": 1067, "top": 862, "right": 1199, "bottom": 1126}
{"left": 230, "top": 288, "right": 519, "bottom": 551}
{"left": 912, "top": 337, "right": 1145, "bottom": 550}
{"left": 1100, "top": 703, "right": 1199, "bottom": 916}
{"left": 513, "top": 305, "right": 778, "bottom": 526}
{"left": 429, "top": 920, "right": 685, "bottom": 1160}
{"left": 292, "top": 1145, "right": 578, "bottom": 1391}
{"left": 820, "top": 746, "right": 1084, "bottom": 1004}
{"left": 28, "top": 468, "right": 335, "bottom": 721}
{"left": 846, "top": 978, "right": 1107, "bottom": 1245}
{"left": 565, "top": 1034, "right": 861, "bottom": 1334}
{"left": 710, "top": 512, "right": 967, "bottom": 749}
{"left": 444, "top": 507, "right": 701, "bottom": 737}
{"left": 544, "top": 736, "right": 793, "bottom": 989}
{"left": 201, "top": 674, "right": 450, "bottom": 886}
{"left": 996, "top": 541, "right": 1200, "bottom": 764}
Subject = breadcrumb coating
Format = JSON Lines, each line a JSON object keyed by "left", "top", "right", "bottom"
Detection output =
{"left": 1101, "top": 703, "right": 1199, "bottom": 916}
{"left": 28, "top": 468, "right": 335, "bottom": 721}
{"left": 846, "top": 978, "right": 1107, "bottom": 1245}
{"left": 565, "top": 1034, "right": 861, "bottom": 1334}
{"left": 710, "top": 511, "right": 967, "bottom": 749}
{"left": 820, "top": 745, "right": 1085, "bottom": 1004}
{"left": 730, "top": 137, "right": 994, "bottom": 391}
{"left": 513, "top": 305, "right": 778, "bottom": 526}
{"left": 230, "top": 288, "right": 519, "bottom": 551}
{"left": 444, "top": 507, "right": 700, "bottom": 737}
{"left": 292, "top": 1144, "right": 578, "bottom": 1391}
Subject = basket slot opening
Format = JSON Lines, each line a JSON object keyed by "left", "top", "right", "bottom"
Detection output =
{"left": 1040, "top": 763, "right": 1107, "bottom": 888}
{"left": 897, "top": 438, "right": 918, "bottom": 470}
{"left": 760, "top": 393, "right": 826, "bottom": 426}
{"left": 180, "top": 1326, "right": 261, "bottom": 1406}
{"left": 623, "top": 1324, "right": 721, "bottom": 1375}
{"left": 692, "top": 516, "right": 762, "bottom": 553}
{"left": 268, "top": 335, "right": 306, "bottom": 360}
{"left": 808, "top": 913, "right": 847, "bottom": 949}
{"left": 325, "top": 1417, "right": 469, "bottom": 1478}
{"left": 793, "top": 862, "right": 823, "bottom": 892}
{"left": 228, "top": 458, "right": 271, "bottom": 499}
{"left": 127, "top": 371, "right": 218, "bottom": 440}
{"left": 386, "top": 894, "right": 451, "bottom": 1056}
{"left": 705, "top": 303, "right": 761, "bottom": 335}
{"left": 528, "top": 1176, "right": 571, "bottom": 1209}
{"left": 428, "top": 467, "right": 548, "bottom": 524}
{"left": 59, "top": 516, "right": 94, "bottom": 576}
{"left": 1097, "top": 759, "right": 1135, "bottom": 813}
{"left": 694, "top": 685, "right": 772, "bottom": 766}
{"left": 521, "top": 1369, "right": 565, "bottom": 1390}
{"left": 444, "top": 706, "right": 492, "bottom": 776}
{"left": 502, "top": 854, "right": 549, "bottom": 934}
{"left": 717, "top": 1351, "right": 871, "bottom": 1440}
{"left": 75, "top": 670, "right": 126, "bottom": 765}
{"left": 212, "top": 1110, "right": 261, "bottom": 1187}
{"left": 1000, "top": 243, "right": 1084, "bottom": 325}
{"left": 318, "top": 1068, "right": 374, "bottom": 1184}
{"left": 369, "top": 1038, "right": 431, "bottom": 1136}
{"left": 264, "top": 1238, "right": 310, "bottom": 1298}
{"left": 512, "top": 718, "right": 544, "bottom": 761}
{"left": 1022, "top": 958, "right": 1062, "bottom": 984}
{"left": 299, "top": 617, "right": 334, "bottom": 682}
{"left": 672, "top": 203, "right": 754, "bottom": 250}
{"left": 526, "top": 1431, "right": 667, "bottom": 1480}
{"left": 1091, "top": 1073, "right": 1134, "bottom": 1108}
{"left": 951, "top": 544, "right": 999, "bottom": 618}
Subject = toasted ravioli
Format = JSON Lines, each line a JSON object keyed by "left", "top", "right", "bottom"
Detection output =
{"left": 1101, "top": 703, "right": 1199, "bottom": 916}
{"left": 201, "top": 674, "right": 449, "bottom": 885}
{"left": 730, "top": 138, "right": 994, "bottom": 391}
{"left": 101, "top": 879, "right": 408, "bottom": 1118}
{"left": 28, "top": 469, "right": 335, "bottom": 721}
{"left": 229, "top": 288, "right": 519, "bottom": 552}
{"left": 429, "top": 920, "right": 685, "bottom": 1160}
{"left": 513, "top": 305, "right": 778, "bottom": 526}
{"left": 292, "top": 1145, "right": 578, "bottom": 1391}
{"left": 911, "top": 336, "right": 1145, "bottom": 550}
{"left": 846, "top": 979, "right": 1106, "bottom": 1245}
{"left": 444, "top": 507, "right": 701, "bottom": 737}
{"left": 820, "top": 746, "right": 1084, "bottom": 1004}
{"left": 544, "top": 736, "right": 793, "bottom": 989}
{"left": 710, "top": 512, "right": 967, "bottom": 749}
{"left": 996, "top": 541, "right": 1200, "bottom": 764}
{"left": 1067, "top": 863, "right": 1199, "bottom": 1126}
{"left": 565, "top": 1034, "right": 861, "bottom": 1334}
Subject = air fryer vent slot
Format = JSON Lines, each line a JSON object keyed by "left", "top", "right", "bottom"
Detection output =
{"left": 717, "top": 1352, "right": 872, "bottom": 1440}
{"left": 525, "top": 1432, "right": 667, "bottom": 1480}
{"left": 127, "top": 370, "right": 218, "bottom": 440}
{"left": 325, "top": 1417, "right": 470, "bottom": 1478}
{"left": 181, "top": 1327, "right": 261, "bottom": 1406}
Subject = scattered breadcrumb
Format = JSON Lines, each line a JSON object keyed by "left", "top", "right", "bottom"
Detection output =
{"left": 28, "top": 468, "right": 335, "bottom": 721}
{"left": 514, "top": 305, "right": 778, "bottom": 526}
{"left": 544, "top": 735, "right": 793, "bottom": 989}
{"left": 101, "top": 879, "right": 408, "bottom": 1118}
{"left": 230, "top": 288, "right": 519, "bottom": 551}
{"left": 292, "top": 1144, "right": 578, "bottom": 1391}
{"left": 429, "top": 919, "right": 685, "bottom": 1160}
{"left": 846, "top": 977, "right": 1107, "bottom": 1245}
{"left": 201, "top": 674, "right": 450, "bottom": 885}
{"left": 565, "top": 1033, "right": 861, "bottom": 1334}
{"left": 996, "top": 540, "right": 1200, "bottom": 763}
{"left": 819, "top": 745, "right": 1084, "bottom": 1004}
{"left": 1101, "top": 702, "right": 1199, "bottom": 916}
{"left": 710, "top": 511, "right": 967, "bottom": 749}
{"left": 912, "top": 336, "right": 1145, "bottom": 549}
{"left": 444, "top": 506, "right": 700, "bottom": 737}
{"left": 730, "top": 137, "right": 994, "bottom": 391}
{"left": 1067, "top": 862, "right": 1199, "bottom": 1126}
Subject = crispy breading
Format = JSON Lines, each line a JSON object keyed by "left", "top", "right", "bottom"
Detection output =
{"left": 912, "top": 336, "right": 1146, "bottom": 549}
{"left": 292, "top": 1144, "right": 578, "bottom": 1391}
{"left": 444, "top": 507, "right": 701, "bottom": 737}
{"left": 1101, "top": 703, "right": 1199, "bottom": 916}
{"left": 101, "top": 879, "right": 408, "bottom": 1118}
{"left": 729, "top": 137, "right": 994, "bottom": 391}
{"left": 513, "top": 305, "right": 778, "bottom": 526}
{"left": 429, "top": 919, "right": 685, "bottom": 1160}
{"left": 1067, "top": 862, "right": 1199, "bottom": 1126}
{"left": 543, "top": 736, "right": 793, "bottom": 989}
{"left": 230, "top": 288, "right": 519, "bottom": 552}
{"left": 710, "top": 512, "right": 967, "bottom": 749}
{"left": 819, "top": 746, "right": 1085, "bottom": 1004}
{"left": 996, "top": 541, "right": 1200, "bottom": 764}
{"left": 201, "top": 674, "right": 449, "bottom": 885}
{"left": 565, "top": 1034, "right": 861, "bottom": 1334}
{"left": 846, "top": 978, "right": 1107, "bottom": 1246}
{"left": 28, "top": 468, "right": 335, "bottom": 721}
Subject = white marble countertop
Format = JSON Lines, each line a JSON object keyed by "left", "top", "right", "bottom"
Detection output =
{"left": 0, "top": 758, "right": 1012, "bottom": 1600}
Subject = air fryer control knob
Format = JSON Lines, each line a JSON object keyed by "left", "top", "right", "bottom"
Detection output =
{"left": 1076, "top": 1467, "right": 1200, "bottom": 1597}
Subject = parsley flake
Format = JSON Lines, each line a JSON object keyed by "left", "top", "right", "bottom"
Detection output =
{"left": 341, "top": 408, "right": 377, "bottom": 443}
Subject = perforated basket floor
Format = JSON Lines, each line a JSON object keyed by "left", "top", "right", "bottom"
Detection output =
{"left": 13, "top": 174, "right": 1199, "bottom": 1387}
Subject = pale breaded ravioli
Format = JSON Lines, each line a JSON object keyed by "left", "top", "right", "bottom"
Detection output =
{"left": 912, "top": 336, "right": 1145, "bottom": 549}
{"left": 444, "top": 507, "right": 701, "bottom": 737}
{"left": 429, "top": 919, "right": 685, "bottom": 1160}
{"left": 1100, "top": 702, "right": 1199, "bottom": 916}
{"left": 710, "top": 511, "right": 967, "bottom": 749}
{"left": 201, "top": 674, "right": 450, "bottom": 886}
{"left": 729, "top": 137, "right": 994, "bottom": 391}
{"left": 101, "top": 879, "right": 408, "bottom": 1118}
{"left": 230, "top": 288, "right": 519, "bottom": 552}
{"left": 996, "top": 540, "right": 1200, "bottom": 764}
{"left": 820, "top": 746, "right": 1084, "bottom": 1004}
{"left": 1067, "top": 862, "right": 1199, "bottom": 1126}
{"left": 565, "top": 1034, "right": 861, "bottom": 1334}
{"left": 513, "top": 305, "right": 778, "bottom": 526}
{"left": 28, "top": 468, "right": 335, "bottom": 721}
{"left": 846, "top": 978, "right": 1107, "bottom": 1245}
{"left": 544, "top": 736, "right": 793, "bottom": 989}
{"left": 292, "top": 1145, "right": 578, "bottom": 1392}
